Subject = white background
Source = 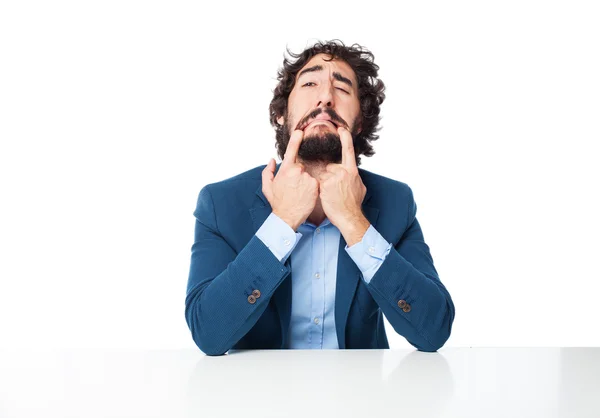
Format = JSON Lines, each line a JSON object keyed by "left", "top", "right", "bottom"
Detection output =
{"left": 1, "top": 0, "right": 598, "bottom": 350}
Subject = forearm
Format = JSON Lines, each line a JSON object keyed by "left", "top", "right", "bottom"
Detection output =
{"left": 185, "top": 235, "right": 289, "bottom": 356}
{"left": 366, "top": 248, "right": 455, "bottom": 351}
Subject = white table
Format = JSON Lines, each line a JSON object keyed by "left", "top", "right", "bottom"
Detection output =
{"left": 0, "top": 348, "right": 598, "bottom": 417}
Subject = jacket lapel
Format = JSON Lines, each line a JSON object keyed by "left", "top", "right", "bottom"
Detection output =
{"left": 334, "top": 204, "right": 379, "bottom": 348}
{"left": 249, "top": 162, "right": 379, "bottom": 349}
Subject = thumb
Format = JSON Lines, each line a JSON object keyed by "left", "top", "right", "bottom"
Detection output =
{"left": 262, "top": 158, "right": 276, "bottom": 198}
{"left": 267, "top": 158, "right": 276, "bottom": 176}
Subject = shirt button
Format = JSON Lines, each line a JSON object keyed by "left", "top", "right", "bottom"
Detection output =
{"left": 368, "top": 247, "right": 375, "bottom": 253}
{"left": 284, "top": 239, "right": 291, "bottom": 246}
{"left": 314, "top": 317, "right": 320, "bottom": 324}
{"left": 314, "top": 273, "right": 320, "bottom": 279}
{"left": 316, "top": 228, "right": 321, "bottom": 234}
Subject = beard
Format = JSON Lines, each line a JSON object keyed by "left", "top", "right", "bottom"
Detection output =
{"left": 280, "top": 117, "right": 359, "bottom": 165}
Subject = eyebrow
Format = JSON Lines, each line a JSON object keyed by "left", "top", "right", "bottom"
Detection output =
{"left": 297, "top": 65, "right": 354, "bottom": 89}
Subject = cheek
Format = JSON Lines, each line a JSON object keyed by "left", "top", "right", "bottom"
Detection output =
{"left": 350, "top": 100, "right": 361, "bottom": 116}
{"left": 287, "top": 105, "right": 308, "bottom": 128}
{"left": 339, "top": 99, "right": 360, "bottom": 119}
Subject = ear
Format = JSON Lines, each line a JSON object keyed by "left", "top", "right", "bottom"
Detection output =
{"left": 277, "top": 116, "right": 284, "bottom": 126}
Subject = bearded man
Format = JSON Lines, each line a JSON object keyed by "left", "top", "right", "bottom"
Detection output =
{"left": 185, "top": 39, "right": 455, "bottom": 356}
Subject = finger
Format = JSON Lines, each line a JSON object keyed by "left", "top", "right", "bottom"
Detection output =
{"left": 338, "top": 126, "right": 356, "bottom": 172}
{"left": 282, "top": 129, "right": 304, "bottom": 169}
{"left": 261, "top": 158, "right": 275, "bottom": 198}
{"left": 262, "top": 158, "right": 275, "bottom": 182}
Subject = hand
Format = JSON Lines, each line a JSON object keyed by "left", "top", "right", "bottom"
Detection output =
{"left": 262, "top": 129, "right": 320, "bottom": 231}
{"left": 317, "top": 126, "right": 368, "bottom": 230}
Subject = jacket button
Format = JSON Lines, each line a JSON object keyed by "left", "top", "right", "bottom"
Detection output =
{"left": 247, "top": 295, "right": 256, "bottom": 304}
{"left": 252, "top": 289, "right": 261, "bottom": 298}
{"left": 402, "top": 304, "right": 411, "bottom": 313}
{"left": 397, "top": 299, "right": 407, "bottom": 308}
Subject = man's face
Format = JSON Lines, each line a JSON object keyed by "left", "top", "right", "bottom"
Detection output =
{"left": 277, "top": 53, "right": 362, "bottom": 164}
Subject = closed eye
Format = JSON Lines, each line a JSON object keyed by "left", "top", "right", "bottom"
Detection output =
{"left": 302, "top": 82, "right": 349, "bottom": 94}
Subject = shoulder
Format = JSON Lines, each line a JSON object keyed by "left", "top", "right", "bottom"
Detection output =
{"left": 201, "top": 164, "right": 264, "bottom": 190}
{"left": 195, "top": 163, "right": 266, "bottom": 208}
{"left": 358, "top": 168, "right": 420, "bottom": 242}
{"left": 358, "top": 167, "right": 414, "bottom": 203}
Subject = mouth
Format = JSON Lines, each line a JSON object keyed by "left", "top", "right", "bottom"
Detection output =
{"left": 302, "top": 119, "right": 338, "bottom": 131}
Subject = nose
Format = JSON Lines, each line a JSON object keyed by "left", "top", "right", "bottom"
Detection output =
{"left": 315, "top": 82, "right": 335, "bottom": 108}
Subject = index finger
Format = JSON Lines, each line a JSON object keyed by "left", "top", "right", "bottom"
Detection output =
{"left": 338, "top": 126, "right": 356, "bottom": 171}
{"left": 282, "top": 129, "right": 304, "bottom": 168}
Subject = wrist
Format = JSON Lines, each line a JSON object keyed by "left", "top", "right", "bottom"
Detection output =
{"left": 340, "top": 214, "right": 370, "bottom": 247}
{"left": 272, "top": 210, "right": 299, "bottom": 232}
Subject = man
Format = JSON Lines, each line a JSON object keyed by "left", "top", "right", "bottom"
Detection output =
{"left": 185, "top": 40, "right": 455, "bottom": 356}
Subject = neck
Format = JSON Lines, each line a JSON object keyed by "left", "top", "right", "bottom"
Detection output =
{"left": 300, "top": 160, "right": 328, "bottom": 180}
{"left": 299, "top": 160, "right": 328, "bottom": 226}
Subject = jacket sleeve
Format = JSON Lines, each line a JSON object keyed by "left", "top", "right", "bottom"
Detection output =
{"left": 365, "top": 185, "right": 455, "bottom": 352}
{"left": 185, "top": 186, "right": 290, "bottom": 356}
{"left": 345, "top": 224, "right": 393, "bottom": 283}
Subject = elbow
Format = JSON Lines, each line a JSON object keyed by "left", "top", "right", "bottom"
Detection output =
{"left": 419, "top": 334, "right": 449, "bottom": 353}
{"left": 185, "top": 299, "right": 230, "bottom": 357}
{"left": 409, "top": 331, "right": 447, "bottom": 353}
{"left": 417, "top": 298, "right": 455, "bottom": 353}
{"left": 188, "top": 318, "right": 231, "bottom": 356}
{"left": 417, "top": 345, "right": 440, "bottom": 353}
{"left": 192, "top": 324, "right": 229, "bottom": 356}
{"left": 415, "top": 332, "right": 449, "bottom": 353}
{"left": 201, "top": 345, "right": 229, "bottom": 357}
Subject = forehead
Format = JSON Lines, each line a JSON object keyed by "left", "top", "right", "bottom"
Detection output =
{"left": 296, "top": 53, "right": 357, "bottom": 83}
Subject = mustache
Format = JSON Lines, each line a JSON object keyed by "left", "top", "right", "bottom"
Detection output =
{"left": 296, "top": 108, "right": 347, "bottom": 131}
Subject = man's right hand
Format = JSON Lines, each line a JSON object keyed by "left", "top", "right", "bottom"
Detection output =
{"left": 262, "top": 129, "right": 319, "bottom": 231}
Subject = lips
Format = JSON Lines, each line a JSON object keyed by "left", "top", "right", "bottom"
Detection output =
{"left": 302, "top": 119, "right": 338, "bottom": 130}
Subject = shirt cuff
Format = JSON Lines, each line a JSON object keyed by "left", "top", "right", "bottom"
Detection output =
{"left": 345, "top": 224, "right": 392, "bottom": 284}
{"left": 256, "top": 212, "right": 303, "bottom": 264}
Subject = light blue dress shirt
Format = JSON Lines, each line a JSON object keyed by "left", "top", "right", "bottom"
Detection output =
{"left": 256, "top": 212, "right": 392, "bottom": 349}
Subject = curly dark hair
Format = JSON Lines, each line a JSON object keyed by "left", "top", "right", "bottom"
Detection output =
{"left": 269, "top": 39, "right": 386, "bottom": 166}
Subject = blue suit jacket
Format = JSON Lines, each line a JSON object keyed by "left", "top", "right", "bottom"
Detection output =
{"left": 185, "top": 163, "right": 455, "bottom": 356}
